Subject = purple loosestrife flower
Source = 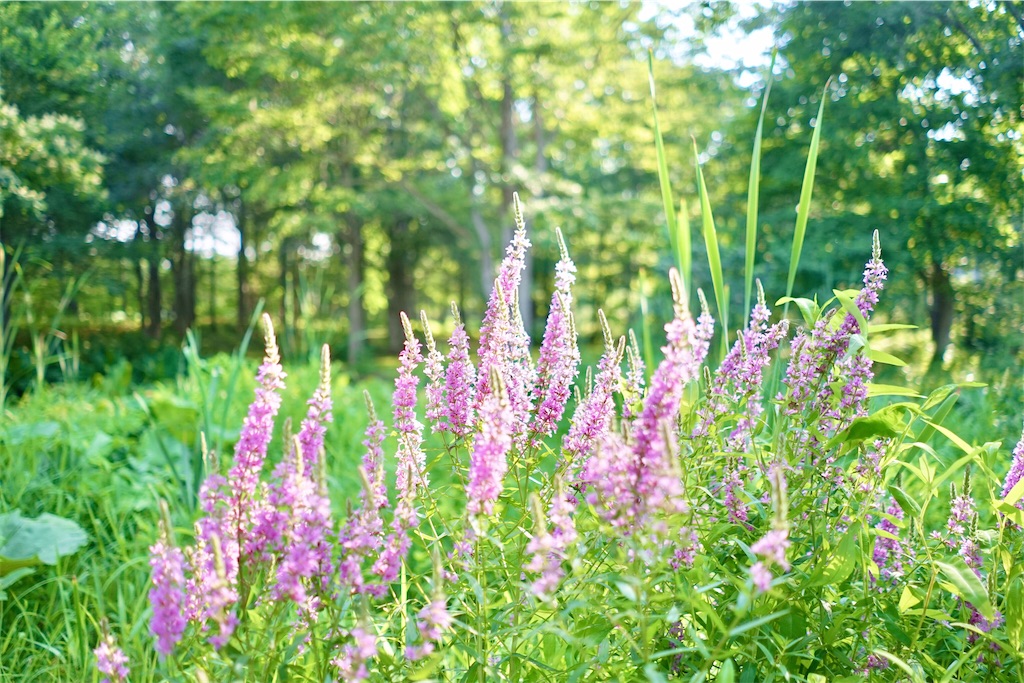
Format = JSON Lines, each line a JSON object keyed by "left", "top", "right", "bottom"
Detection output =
{"left": 633, "top": 276, "right": 713, "bottom": 520}
{"left": 94, "top": 632, "right": 129, "bottom": 683}
{"left": 872, "top": 496, "right": 907, "bottom": 584}
{"left": 582, "top": 432, "right": 638, "bottom": 529}
{"left": 444, "top": 303, "right": 477, "bottom": 438}
{"left": 332, "top": 626, "right": 377, "bottom": 682}
{"left": 148, "top": 512, "right": 186, "bottom": 656}
{"left": 467, "top": 369, "right": 514, "bottom": 517}
{"left": 394, "top": 311, "right": 427, "bottom": 516}
{"left": 297, "top": 344, "right": 333, "bottom": 474}
{"left": 526, "top": 482, "right": 578, "bottom": 599}
{"left": 968, "top": 607, "right": 1004, "bottom": 646}
{"left": 563, "top": 311, "right": 624, "bottom": 473}
{"left": 421, "top": 311, "right": 448, "bottom": 433}
{"left": 476, "top": 194, "right": 536, "bottom": 444}
{"left": 749, "top": 529, "right": 791, "bottom": 593}
{"left": 339, "top": 396, "right": 389, "bottom": 595}
{"left": 945, "top": 485, "right": 983, "bottom": 570}
{"left": 621, "top": 329, "right": 646, "bottom": 422}
{"left": 532, "top": 228, "right": 581, "bottom": 438}
{"left": 694, "top": 281, "right": 789, "bottom": 452}
{"left": 227, "top": 314, "right": 286, "bottom": 538}
{"left": 407, "top": 599, "right": 454, "bottom": 660}
{"left": 1001, "top": 424, "right": 1024, "bottom": 509}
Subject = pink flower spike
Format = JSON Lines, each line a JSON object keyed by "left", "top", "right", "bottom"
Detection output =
{"left": 148, "top": 508, "right": 186, "bottom": 656}
{"left": 94, "top": 631, "right": 129, "bottom": 683}
{"left": 444, "top": 303, "right": 477, "bottom": 438}
{"left": 467, "top": 368, "right": 514, "bottom": 517}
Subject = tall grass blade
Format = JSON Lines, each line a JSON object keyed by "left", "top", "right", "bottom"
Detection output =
{"left": 744, "top": 51, "right": 776, "bottom": 317}
{"left": 693, "top": 138, "right": 728, "bottom": 357}
{"left": 648, "top": 50, "right": 689, "bottom": 294}
{"left": 784, "top": 83, "right": 829, "bottom": 308}
{"left": 638, "top": 269, "right": 655, "bottom": 383}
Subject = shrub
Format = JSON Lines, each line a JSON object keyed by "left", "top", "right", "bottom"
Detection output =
{"left": 114, "top": 194, "right": 1024, "bottom": 683}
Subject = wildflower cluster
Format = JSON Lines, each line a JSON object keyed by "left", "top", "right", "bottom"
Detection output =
{"left": 131, "top": 200, "right": 1024, "bottom": 682}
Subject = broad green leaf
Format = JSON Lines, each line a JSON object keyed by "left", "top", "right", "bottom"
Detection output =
{"left": 717, "top": 659, "right": 736, "bottom": 683}
{"left": 930, "top": 451, "right": 979, "bottom": 491}
{"left": 833, "top": 288, "right": 868, "bottom": 336}
{"left": 2, "top": 421, "right": 60, "bottom": 445}
{"left": 936, "top": 557, "right": 993, "bottom": 620}
{"left": 923, "top": 420, "right": 972, "bottom": 454}
{"left": 867, "top": 348, "right": 907, "bottom": 367}
{"left": 873, "top": 650, "right": 925, "bottom": 683}
{"left": 0, "top": 511, "right": 88, "bottom": 576}
{"left": 867, "top": 383, "right": 923, "bottom": 398}
{"left": 784, "top": 84, "right": 827, "bottom": 306}
{"left": 807, "top": 522, "right": 860, "bottom": 587}
{"left": 887, "top": 485, "right": 922, "bottom": 519}
{"left": 775, "top": 296, "right": 819, "bottom": 327}
{"left": 995, "top": 502, "right": 1024, "bottom": 527}
{"left": 826, "top": 404, "right": 907, "bottom": 451}
{"left": 898, "top": 586, "right": 921, "bottom": 613}
{"left": 1003, "top": 476, "right": 1024, "bottom": 507}
{"left": 1006, "top": 578, "right": 1024, "bottom": 650}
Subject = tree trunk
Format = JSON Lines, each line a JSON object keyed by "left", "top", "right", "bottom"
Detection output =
{"left": 928, "top": 259, "right": 955, "bottom": 366}
{"left": 145, "top": 236, "right": 162, "bottom": 340}
{"left": 386, "top": 218, "right": 417, "bottom": 354}
{"left": 236, "top": 198, "right": 252, "bottom": 330}
{"left": 171, "top": 199, "right": 196, "bottom": 336}
{"left": 340, "top": 218, "right": 365, "bottom": 367}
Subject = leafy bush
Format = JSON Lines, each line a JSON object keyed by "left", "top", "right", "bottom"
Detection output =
{"left": 106, "top": 194, "right": 1024, "bottom": 683}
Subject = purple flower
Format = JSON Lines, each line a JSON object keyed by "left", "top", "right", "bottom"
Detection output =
{"left": 297, "top": 344, "right": 333, "bottom": 474}
{"left": 444, "top": 303, "right": 477, "bottom": 438}
{"left": 750, "top": 561, "right": 773, "bottom": 593}
{"left": 632, "top": 277, "right": 713, "bottom": 520}
{"left": 526, "top": 482, "right": 578, "bottom": 598}
{"left": 407, "top": 599, "right": 453, "bottom": 660}
{"left": 751, "top": 529, "right": 792, "bottom": 571}
{"left": 421, "top": 311, "right": 448, "bottom": 433}
{"left": 694, "top": 281, "right": 788, "bottom": 451}
{"left": 466, "top": 370, "right": 514, "bottom": 517}
{"left": 476, "top": 194, "right": 536, "bottom": 446}
{"left": 621, "top": 329, "right": 646, "bottom": 421}
{"left": 1001, "top": 424, "right": 1024, "bottom": 508}
{"left": 394, "top": 311, "right": 426, "bottom": 525}
{"left": 332, "top": 626, "right": 377, "bottom": 682}
{"left": 227, "top": 314, "right": 286, "bottom": 538}
{"left": 564, "top": 311, "right": 624, "bottom": 472}
{"left": 148, "top": 518, "right": 186, "bottom": 656}
{"left": 532, "top": 228, "right": 581, "bottom": 438}
{"left": 872, "top": 496, "right": 907, "bottom": 584}
{"left": 340, "top": 395, "right": 389, "bottom": 594}
{"left": 94, "top": 632, "right": 129, "bottom": 683}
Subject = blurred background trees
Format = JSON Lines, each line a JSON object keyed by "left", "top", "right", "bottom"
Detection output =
{"left": 1, "top": 0, "right": 1020, "bottom": 390}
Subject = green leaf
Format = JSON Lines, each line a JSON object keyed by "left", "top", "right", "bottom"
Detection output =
{"left": 774, "top": 296, "right": 819, "bottom": 327}
{"left": 728, "top": 610, "right": 788, "bottom": 637}
{"left": 743, "top": 51, "right": 775, "bottom": 316}
{"left": 807, "top": 522, "right": 860, "bottom": 587}
{"left": 868, "top": 323, "right": 918, "bottom": 333}
{"left": 936, "top": 557, "right": 994, "bottom": 620}
{"left": 0, "top": 511, "right": 88, "bottom": 576}
{"left": 717, "top": 659, "right": 736, "bottom": 683}
{"left": 867, "top": 383, "right": 923, "bottom": 398}
{"left": 694, "top": 139, "right": 727, "bottom": 354}
{"left": 923, "top": 420, "right": 972, "bottom": 454}
{"left": 648, "top": 51, "right": 688, "bottom": 288}
{"left": 784, "top": 84, "right": 827, "bottom": 306}
{"left": 867, "top": 348, "right": 907, "bottom": 367}
{"left": 1002, "top": 476, "right": 1024, "bottom": 507}
{"left": 826, "top": 404, "right": 907, "bottom": 451}
{"left": 833, "top": 289, "right": 868, "bottom": 336}
{"left": 898, "top": 586, "right": 921, "bottom": 613}
{"left": 887, "top": 485, "right": 922, "bottom": 519}
{"left": 1006, "top": 578, "right": 1024, "bottom": 650}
